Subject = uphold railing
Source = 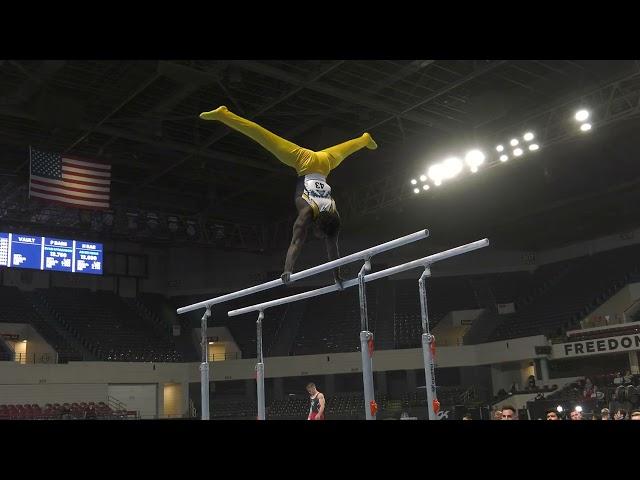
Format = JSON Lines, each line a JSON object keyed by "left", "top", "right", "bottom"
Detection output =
{"left": 0, "top": 352, "right": 57, "bottom": 364}
{"left": 207, "top": 352, "right": 241, "bottom": 362}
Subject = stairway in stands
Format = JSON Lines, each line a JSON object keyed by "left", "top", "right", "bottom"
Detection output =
{"left": 19, "top": 290, "right": 89, "bottom": 362}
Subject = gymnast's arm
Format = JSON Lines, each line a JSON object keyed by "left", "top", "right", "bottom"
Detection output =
{"left": 316, "top": 393, "right": 326, "bottom": 419}
{"left": 282, "top": 207, "right": 313, "bottom": 283}
{"left": 326, "top": 234, "right": 344, "bottom": 288}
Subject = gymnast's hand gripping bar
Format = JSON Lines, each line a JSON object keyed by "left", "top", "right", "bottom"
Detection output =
{"left": 176, "top": 228, "right": 429, "bottom": 315}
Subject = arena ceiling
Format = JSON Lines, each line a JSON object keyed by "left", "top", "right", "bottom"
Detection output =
{"left": 0, "top": 60, "right": 639, "bottom": 252}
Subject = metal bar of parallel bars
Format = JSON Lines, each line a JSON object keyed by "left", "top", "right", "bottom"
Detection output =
{"left": 228, "top": 239, "right": 490, "bottom": 317}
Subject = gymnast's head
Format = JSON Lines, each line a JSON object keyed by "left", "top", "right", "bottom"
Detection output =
{"left": 314, "top": 210, "right": 341, "bottom": 239}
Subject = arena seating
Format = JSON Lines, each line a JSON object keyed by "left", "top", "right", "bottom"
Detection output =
{"left": 0, "top": 401, "right": 136, "bottom": 420}
{"left": 489, "top": 245, "right": 640, "bottom": 341}
{"left": 2, "top": 243, "right": 640, "bottom": 364}
{"left": 292, "top": 286, "right": 367, "bottom": 355}
{"left": 37, "top": 288, "right": 182, "bottom": 362}
{"left": 393, "top": 276, "right": 478, "bottom": 349}
{"left": 0, "top": 286, "right": 82, "bottom": 362}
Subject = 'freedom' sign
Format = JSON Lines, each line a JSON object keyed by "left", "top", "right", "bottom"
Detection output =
{"left": 553, "top": 333, "right": 640, "bottom": 358}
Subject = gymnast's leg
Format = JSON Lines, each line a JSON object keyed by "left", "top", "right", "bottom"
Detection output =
{"left": 320, "top": 132, "right": 378, "bottom": 171}
{"left": 199, "top": 106, "right": 308, "bottom": 170}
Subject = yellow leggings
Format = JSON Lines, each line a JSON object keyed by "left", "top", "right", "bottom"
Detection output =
{"left": 206, "top": 107, "right": 372, "bottom": 177}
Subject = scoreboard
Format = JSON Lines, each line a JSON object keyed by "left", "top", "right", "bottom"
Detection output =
{"left": 0, "top": 232, "right": 103, "bottom": 275}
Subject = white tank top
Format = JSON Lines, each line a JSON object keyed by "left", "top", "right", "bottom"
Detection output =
{"left": 302, "top": 174, "right": 335, "bottom": 215}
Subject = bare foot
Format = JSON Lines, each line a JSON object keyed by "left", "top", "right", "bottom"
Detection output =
{"left": 199, "top": 105, "right": 228, "bottom": 121}
{"left": 363, "top": 132, "right": 378, "bottom": 150}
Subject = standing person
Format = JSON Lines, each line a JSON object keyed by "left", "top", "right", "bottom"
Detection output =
{"left": 306, "top": 383, "right": 326, "bottom": 421}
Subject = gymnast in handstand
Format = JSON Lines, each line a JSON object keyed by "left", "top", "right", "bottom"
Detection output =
{"left": 199, "top": 106, "right": 377, "bottom": 287}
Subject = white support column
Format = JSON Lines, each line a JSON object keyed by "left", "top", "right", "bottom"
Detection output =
{"left": 256, "top": 310, "right": 266, "bottom": 420}
{"left": 358, "top": 259, "right": 376, "bottom": 420}
{"left": 419, "top": 267, "right": 437, "bottom": 420}
{"left": 629, "top": 351, "right": 640, "bottom": 375}
{"left": 539, "top": 357, "right": 550, "bottom": 382}
{"left": 200, "top": 307, "right": 211, "bottom": 420}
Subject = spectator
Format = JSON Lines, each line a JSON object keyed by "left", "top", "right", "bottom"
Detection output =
{"left": 609, "top": 385, "right": 632, "bottom": 414}
{"left": 630, "top": 410, "right": 640, "bottom": 421}
{"left": 60, "top": 406, "right": 72, "bottom": 420}
{"left": 493, "top": 409, "right": 503, "bottom": 420}
{"left": 613, "top": 409, "right": 626, "bottom": 420}
{"left": 601, "top": 408, "right": 610, "bottom": 420}
{"left": 85, "top": 405, "right": 97, "bottom": 420}
{"left": 462, "top": 414, "right": 472, "bottom": 420}
{"left": 623, "top": 370, "right": 633, "bottom": 384}
{"left": 570, "top": 409, "right": 582, "bottom": 420}
{"left": 501, "top": 405, "right": 517, "bottom": 420}
{"left": 545, "top": 409, "right": 560, "bottom": 420}
{"left": 613, "top": 371, "right": 624, "bottom": 385}
{"left": 527, "top": 375, "right": 536, "bottom": 391}
{"left": 583, "top": 377, "right": 596, "bottom": 398}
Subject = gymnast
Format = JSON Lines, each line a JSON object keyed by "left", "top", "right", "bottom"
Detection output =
{"left": 199, "top": 106, "right": 377, "bottom": 287}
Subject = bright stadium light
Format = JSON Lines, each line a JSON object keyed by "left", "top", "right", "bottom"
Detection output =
{"left": 428, "top": 163, "right": 445, "bottom": 184}
{"left": 464, "top": 150, "right": 485, "bottom": 172}
{"left": 496, "top": 145, "right": 504, "bottom": 152}
{"left": 513, "top": 148, "right": 523, "bottom": 157}
{"left": 523, "top": 132, "right": 535, "bottom": 142}
{"left": 411, "top": 179, "right": 417, "bottom": 185}
{"left": 557, "top": 406, "right": 563, "bottom": 413}
{"left": 422, "top": 184, "right": 430, "bottom": 191}
{"left": 442, "top": 157, "right": 463, "bottom": 179}
{"left": 419, "top": 174, "right": 427, "bottom": 182}
{"left": 575, "top": 109, "right": 590, "bottom": 122}
{"left": 413, "top": 188, "right": 420, "bottom": 194}
{"left": 510, "top": 138, "right": 519, "bottom": 147}
{"left": 529, "top": 143, "right": 539, "bottom": 151}
{"left": 575, "top": 405, "right": 583, "bottom": 413}
{"left": 580, "top": 123, "right": 592, "bottom": 132}
{"left": 500, "top": 154, "right": 509, "bottom": 162}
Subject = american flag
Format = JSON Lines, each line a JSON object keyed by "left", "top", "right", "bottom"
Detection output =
{"left": 29, "top": 148, "right": 111, "bottom": 209}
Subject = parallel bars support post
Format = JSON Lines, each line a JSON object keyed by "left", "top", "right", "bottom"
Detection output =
{"left": 256, "top": 310, "right": 266, "bottom": 420}
{"left": 200, "top": 307, "right": 211, "bottom": 420}
{"left": 418, "top": 268, "right": 437, "bottom": 420}
{"left": 357, "top": 259, "right": 376, "bottom": 420}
